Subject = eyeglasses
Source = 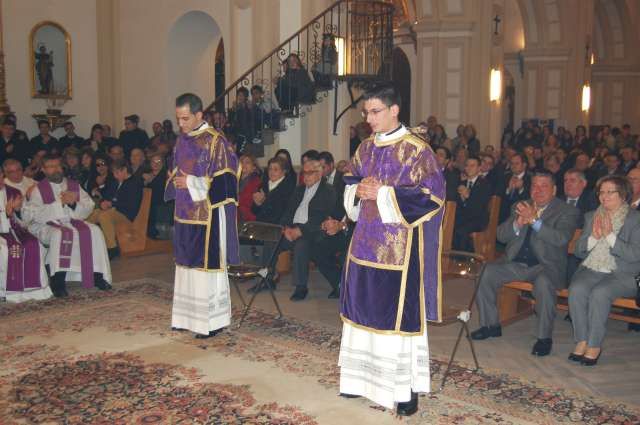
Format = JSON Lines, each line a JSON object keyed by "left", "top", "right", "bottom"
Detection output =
{"left": 597, "top": 190, "right": 619, "bottom": 196}
{"left": 302, "top": 170, "right": 320, "bottom": 176}
{"left": 96, "top": 162, "right": 107, "bottom": 167}
{"left": 361, "top": 106, "right": 389, "bottom": 118}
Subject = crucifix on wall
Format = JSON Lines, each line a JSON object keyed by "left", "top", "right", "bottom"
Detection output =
{"left": 493, "top": 14, "right": 501, "bottom": 35}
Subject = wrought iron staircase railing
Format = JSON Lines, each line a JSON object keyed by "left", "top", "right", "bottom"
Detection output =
{"left": 205, "top": 0, "right": 395, "bottom": 157}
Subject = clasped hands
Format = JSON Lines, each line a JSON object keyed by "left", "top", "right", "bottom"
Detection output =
{"left": 283, "top": 226, "right": 303, "bottom": 242}
{"left": 514, "top": 201, "right": 538, "bottom": 227}
{"left": 591, "top": 212, "right": 613, "bottom": 240}
{"left": 356, "top": 176, "right": 382, "bottom": 201}
{"left": 4, "top": 195, "right": 23, "bottom": 217}
{"left": 174, "top": 169, "right": 189, "bottom": 189}
{"left": 59, "top": 191, "right": 78, "bottom": 206}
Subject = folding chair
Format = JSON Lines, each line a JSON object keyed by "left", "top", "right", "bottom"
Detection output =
{"left": 227, "top": 221, "right": 284, "bottom": 328}
{"left": 434, "top": 250, "right": 485, "bottom": 391}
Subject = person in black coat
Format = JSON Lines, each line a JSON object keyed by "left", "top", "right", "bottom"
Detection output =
{"left": 143, "top": 152, "right": 172, "bottom": 239}
{"left": 279, "top": 160, "right": 341, "bottom": 301}
{"left": 118, "top": 114, "right": 149, "bottom": 155}
{"left": 319, "top": 151, "right": 345, "bottom": 218}
{"left": 88, "top": 159, "right": 143, "bottom": 259}
{"left": 275, "top": 53, "right": 315, "bottom": 111}
{"left": 453, "top": 157, "right": 492, "bottom": 252}
{"left": 499, "top": 153, "right": 531, "bottom": 223}
{"left": 59, "top": 122, "right": 86, "bottom": 150}
{"left": 252, "top": 157, "right": 295, "bottom": 224}
{"left": 435, "top": 146, "right": 460, "bottom": 201}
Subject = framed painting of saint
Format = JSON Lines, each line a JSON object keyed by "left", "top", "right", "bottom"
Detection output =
{"left": 30, "top": 21, "right": 72, "bottom": 99}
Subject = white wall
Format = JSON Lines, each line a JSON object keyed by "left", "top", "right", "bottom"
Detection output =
{"left": 3, "top": 0, "right": 99, "bottom": 138}
{"left": 114, "top": 0, "right": 230, "bottom": 134}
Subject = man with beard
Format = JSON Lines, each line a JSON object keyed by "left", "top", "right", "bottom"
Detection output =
{"left": 24, "top": 154, "right": 112, "bottom": 297}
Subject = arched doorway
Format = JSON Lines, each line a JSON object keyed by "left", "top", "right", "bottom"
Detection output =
{"left": 167, "top": 11, "right": 221, "bottom": 111}
{"left": 392, "top": 47, "right": 411, "bottom": 125}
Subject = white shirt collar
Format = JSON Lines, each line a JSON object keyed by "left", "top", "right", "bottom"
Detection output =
{"left": 376, "top": 125, "right": 407, "bottom": 142}
{"left": 515, "top": 171, "right": 525, "bottom": 179}
{"left": 268, "top": 176, "right": 285, "bottom": 191}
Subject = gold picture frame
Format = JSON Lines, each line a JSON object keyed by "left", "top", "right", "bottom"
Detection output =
{"left": 30, "top": 20, "right": 72, "bottom": 99}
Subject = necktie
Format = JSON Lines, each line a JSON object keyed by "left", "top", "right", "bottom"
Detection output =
{"left": 568, "top": 199, "right": 577, "bottom": 207}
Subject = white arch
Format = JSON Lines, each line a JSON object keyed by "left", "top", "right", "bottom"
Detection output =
{"left": 167, "top": 10, "right": 222, "bottom": 106}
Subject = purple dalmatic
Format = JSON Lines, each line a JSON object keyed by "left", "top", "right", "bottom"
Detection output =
{"left": 340, "top": 128, "right": 445, "bottom": 334}
{"left": 1, "top": 186, "right": 42, "bottom": 292}
{"left": 165, "top": 125, "right": 239, "bottom": 270}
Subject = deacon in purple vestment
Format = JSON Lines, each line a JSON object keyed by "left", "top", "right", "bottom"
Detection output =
{"left": 0, "top": 176, "right": 51, "bottom": 302}
{"left": 338, "top": 84, "right": 445, "bottom": 415}
{"left": 165, "top": 93, "right": 239, "bottom": 339}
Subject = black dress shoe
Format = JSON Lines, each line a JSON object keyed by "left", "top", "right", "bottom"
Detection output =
{"left": 194, "top": 329, "right": 223, "bottom": 339}
{"left": 107, "top": 247, "right": 120, "bottom": 260}
{"left": 289, "top": 287, "right": 308, "bottom": 301}
{"left": 470, "top": 325, "right": 502, "bottom": 340}
{"left": 328, "top": 287, "right": 340, "bottom": 299}
{"left": 94, "top": 279, "right": 112, "bottom": 291}
{"left": 339, "top": 392, "right": 360, "bottom": 399}
{"left": 568, "top": 352, "right": 584, "bottom": 362}
{"left": 531, "top": 338, "right": 553, "bottom": 356}
{"left": 581, "top": 350, "right": 602, "bottom": 366}
{"left": 396, "top": 392, "right": 418, "bottom": 416}
{"left": 171, "top": 327, "right": 186, "bottom": 332}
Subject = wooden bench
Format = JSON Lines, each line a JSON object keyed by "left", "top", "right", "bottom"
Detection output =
{"left": 115, "top": 188, "right": 172, "bottom": 257}
{"left": 470, "top": 195, "right": 501, "bottom": 261}
{"left": 498, "top": 229, "right": 640, "bottom": 325}
{"left": 442, "top": 201, "right": 456, "bottom": 252}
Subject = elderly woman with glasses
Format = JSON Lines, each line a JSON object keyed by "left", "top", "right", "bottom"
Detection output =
{"left": 568, "top": 175, "right": 640, "bottom": 366}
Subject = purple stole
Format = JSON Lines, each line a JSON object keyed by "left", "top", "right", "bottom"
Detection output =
{"left": 1, "top": 186, "right": 42, "bottom": 291}
{"left": 38, "top": 179, "right": 94, "bottom": 289}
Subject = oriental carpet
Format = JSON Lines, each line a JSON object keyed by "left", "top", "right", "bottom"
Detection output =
{"left": 0, "top": 278, "right": 638, "bottom": 424}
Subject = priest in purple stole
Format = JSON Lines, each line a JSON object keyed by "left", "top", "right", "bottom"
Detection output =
{"left": 0, "top": 170, "right": 51, "bottom": 302}
{"left": 166, "top": 93, "right": 240, "bottom": 339}
{"left": 338, "top": 84, "right": 445, "bottom": 416}
{"left": 24, "top": 155, "right": 112, "bottom": 297}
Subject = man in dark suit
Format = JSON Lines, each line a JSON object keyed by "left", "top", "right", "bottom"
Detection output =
{"left": 471, "top": 172, "right": 580, "bottom": 356}
{"left": 280, "top": 159, "right": 341, "bottom": 301}
{"left": 499, "top": 153, "right": 531, "bottom": 223}
{"left": 31, "top": 120, "right": 60, "bottom": 156}
{"left": 59, "top": 122, "right": 86, "bottom": 150}
{"left": 620, "top": 146, "right": 637, "bottom": 175}
{"left": 479, "top": 153, "right": 500, "bottom": 194}
{"left": 562, "top": 169, "right": 598, "bottom": 281}
{"left": 319, "top": 151, "right": 345, "bottom": 218}
{"left": 453, "top": 156, "right": 491, "bottom": 251}
{"left": 435, "top": 146, "right": 460, "bottom": 201}
{"left": 597, "top": 153, "right": 624, "bottom": 179}
{"left": 119, "top": 114, "right": 149, "bottom": 155}
{"left": 561, "top": 169, "right": 598, "bottom": 228}
{"left": 87, "top": 159, "right": 143, "bottom": 259}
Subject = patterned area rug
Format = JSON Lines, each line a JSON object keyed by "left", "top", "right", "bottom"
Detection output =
{"left": 0, "top": 278, "right": 638, "bottom": 424}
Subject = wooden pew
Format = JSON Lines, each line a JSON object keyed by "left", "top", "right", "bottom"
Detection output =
{"left": 441, "top": 201, "right": 457, "bottom": 252}
{"left": 497, "top": 229, "right": 640, "bottom": 325}
{"left": 470, "top": 195, "right": 501, "bottom": 261}
{"left": 116, "top": 188, "right": 172, "bottom": 257}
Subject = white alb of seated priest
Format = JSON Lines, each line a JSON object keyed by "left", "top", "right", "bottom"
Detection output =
{"left": 0, "top": 181, "right": 52, "bottom": 302}
{"left": 23, "top": 155, "right": 112, "bottom": 297}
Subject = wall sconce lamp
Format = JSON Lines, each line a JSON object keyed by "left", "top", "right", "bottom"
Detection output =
{"left": 335, "top": 36, "right": 346, "bottom": 76}
{"left": 581, "top": 84, "right": 591, "bottom": 112}
{"left": 490, "top": 68, "right": 502, "bottom": 102}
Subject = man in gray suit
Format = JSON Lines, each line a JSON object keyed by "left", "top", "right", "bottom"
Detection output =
{"left": 471, "top": 172, "right": 580, "bottom": 356}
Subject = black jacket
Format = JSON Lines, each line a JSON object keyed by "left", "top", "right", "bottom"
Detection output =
{"left": 455, "top": 176, "right": 492, "bottom": 232}
{"left": 327, "top": 170, "right": 346, "bottom": 219}
{"left": 252, "top": 176, "right": 296, "bottom": 224}
{"left": 280, "top": 180, "right": 336, "bottom": 240}
{"left": 560, "top": 190, "right": 598, "bottom": 228}
{"left": 107, "top": 175, "right": 144, "bottom": 221}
